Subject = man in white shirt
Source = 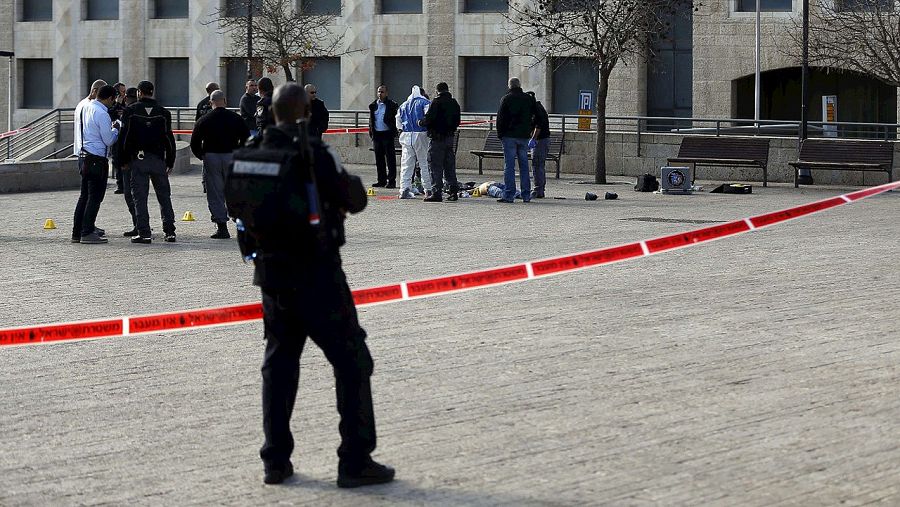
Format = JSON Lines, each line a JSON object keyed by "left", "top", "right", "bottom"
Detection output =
{"left": 73, "top": 79, "right": 107, "bottom": 158}
{"left": 71, "top": 84, "right": 120, "bottom": 244}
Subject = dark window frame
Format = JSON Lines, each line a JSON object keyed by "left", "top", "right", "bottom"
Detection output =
{"left": 299, "top": 0, "right": 342, "bottom": 15}
{"left": 380, "top": 0, "right": 423, "bottom": 14}
{"left": 735, "top": 0, "right": 793, "bottom": 12}
{"left": 152, "top": 0, "right": 189, "bottom": 19}
{"left": 21, "top": 0, "right": 53, "bottom": 21}
{"left": 84, "top": 0, "right": 120, "bottom": 20}
{"left": 21, "top": 59, "right": 54, "bottom": 109}
{"left": 463, "top": 0, "right": 507, "bottom": 13}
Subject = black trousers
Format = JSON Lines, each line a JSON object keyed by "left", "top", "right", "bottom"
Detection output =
{"left": 428, "top": 134, "right": 458, "bottom": 194}
{"left": 130, "top": 154, "right": 175, "bottom": 237}
{"left": 259, "top": 265, "right": 377, "bottom": 469}
{"left": 119, "top": 165, "right": 137, "bottom": 227}
{"left": 372, "top": 131, "right": 397, "bottom": 186}
{"left": 72, "top": 155, "right": 108, "bottom": 239}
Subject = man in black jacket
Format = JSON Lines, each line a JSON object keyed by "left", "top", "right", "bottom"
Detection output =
{"left": 368, "top": 85, "right": 399, "bottom": 188}
{"left": 304, "top": 83, "right": 330, "bottom": 138}
{"left": 191, "top": 89, "right": 250, "bottom": 239}
{"left": 243, "top": 83, "right": 395, "bottom": 489}
{"left": 118, "top": 80, "right": 178, "bottom": 244}
{"left": 496, "top": 77, "right": 536, "bottom": 203}
{"left": 526, "top": 91, "right": 550, "bottom": 199}
{"left": 240, "top": 79, "right": 259, "bottom": 135}
{"left": 420, "top": 82, "right": 461, "bottom": 202}
{"left": 255, "top": 77, "right": 275, "bottom": 133}
{"left": 195, "top": 82, "right": 219, "bottom": 122}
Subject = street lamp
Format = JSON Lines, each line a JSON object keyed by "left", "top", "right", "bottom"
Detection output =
{"left": 0, "top": 51, "right": 13, "bottom": 133}
{"left": 798, "top": 0, "right": 813, "bottom": 183}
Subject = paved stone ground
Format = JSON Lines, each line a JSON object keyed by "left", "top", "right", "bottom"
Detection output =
{"left": 0, "top": 159, "right": 898, "bottom": 506}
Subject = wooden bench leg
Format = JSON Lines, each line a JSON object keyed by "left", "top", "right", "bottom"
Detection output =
{"left": 555, "top": 159, "right": 560, "bottom": 179}
{"left": 478, "top": 157, "right": 483, "bottom": 175}
{"left": 763, "top": 165, "right": 767, "bottom": 187}
{"left": 794, "top": 167, "right": 799, "bottom": 188}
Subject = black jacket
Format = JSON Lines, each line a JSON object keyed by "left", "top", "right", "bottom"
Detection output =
{"left": 190, "top": 107, "right": 250, "bottom": 159}
{"left": 368, "top": 98, "right": 399, "bottom": 137}
{"left": 250, "top": 123, "right": 367, "bottom": 289}
{"left": 497, "top": 87, "right": 536, "bottom": 139}
{"left": 109, "top": 101, "right": 127, "bottom": 168}
{"left": 118, "top": 97, "right": 177, "bottom": 168}
{"left": 255, "top": 95, "right": 273, "bottom": 132}
{"left": 240, "top": 93, "right": 260, "bottom": 131}
{"left": 309, "top": 98, "right": 329, "bottom": 137}
{"left": 195, "top": 96, "right": 212, "bottom": 122}
{"left": 421, "top": 91, "right": 461, "bottom": 138}
{"left": 533, "top": 101, "right": 550, "bottom": 140}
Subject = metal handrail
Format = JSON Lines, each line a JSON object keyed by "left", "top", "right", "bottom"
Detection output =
{"left": 7, "top": 108, "right": 899, "bottom": 162}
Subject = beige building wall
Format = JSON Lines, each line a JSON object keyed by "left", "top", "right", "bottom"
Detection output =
{"left": 2, "top": 1, "right": 897, "bottom": 130}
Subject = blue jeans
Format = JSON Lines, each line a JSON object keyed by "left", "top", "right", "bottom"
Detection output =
{"left": 531, "top": 137, "right": 550, "bottom": 196}
{"left": 501, "top": 137, "right": 531, "bottom": 201}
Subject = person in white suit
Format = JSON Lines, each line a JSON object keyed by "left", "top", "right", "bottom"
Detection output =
{"left": 395, "top": 85, "right": 432, "bottom": 199}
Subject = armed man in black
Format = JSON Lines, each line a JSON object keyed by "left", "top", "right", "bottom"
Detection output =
{"left": 118, "top": 80, "right": 178, "bottom": 244}
{"left": 420, "top": 82, "right": 461, "bottom": 202}
{"left": 254, "top": 77, "right": 274, "bottom": 133}
{"left": 230, "top": 83, "right": 394, "bottom": 488}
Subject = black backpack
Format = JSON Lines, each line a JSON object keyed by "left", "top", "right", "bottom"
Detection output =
{"left": 122, "top": 106, "right": 167, "bottom": 155}
{"left": 224, "top": 129, "right": 323, "bottom": 259}
{"left": 634, "top": 173, "right": 659, "bottom": 192}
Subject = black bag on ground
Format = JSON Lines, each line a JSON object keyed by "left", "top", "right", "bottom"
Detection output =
{"left": 225, "top": 129, "right": 322, "bottom": 258}
{"left": 635, "top": 173, "right": 659, "bottom": 192}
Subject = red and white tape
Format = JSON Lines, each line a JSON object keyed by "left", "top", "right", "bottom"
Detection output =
{"left": 172, "top": 119, "right": 492, "bottom": 137}
{"left": 0, "top": 127, "right": 31, "bottom": 141}
{"left": 1, "top": 180, "right": 897, "bottom": 348}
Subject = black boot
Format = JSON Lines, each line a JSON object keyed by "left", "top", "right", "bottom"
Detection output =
{"left": 210, "top": 222, "right": 230, "bottom": 239}
{"left": 337, "top": 458, "right": 395, "bottom": 488}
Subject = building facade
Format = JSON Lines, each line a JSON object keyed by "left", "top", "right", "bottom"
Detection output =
{"left": 2, "top": 0, "right": 897, "bottom": 130}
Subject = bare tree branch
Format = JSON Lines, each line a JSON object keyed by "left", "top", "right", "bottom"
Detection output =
{"left": 784, "top": 0, "right": 900, "bottom": 87}
{"left": 501, "top": 0, "right": 698, "bottom": 183}
{"left": 205, "top": 0, "right": 362, "bottom": 82}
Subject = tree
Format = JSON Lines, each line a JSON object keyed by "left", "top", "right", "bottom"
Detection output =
{"left": 786, "top": 0, "right": 900, "bottom": 87}
{"left": 211, "top": 0, "right": 350, "bottom": 82}
{"left": 502, "top": 0, "right": 697, "bottom": 184}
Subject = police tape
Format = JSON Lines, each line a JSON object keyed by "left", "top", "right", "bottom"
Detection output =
{"left": 1, "top": 180, "right": 897, "bottom": 347}
{"left": 171, "top": 120, "right": 492, "bottom": 137}
{"left": 0, "top": 127, "right": 31, "bottom": 141}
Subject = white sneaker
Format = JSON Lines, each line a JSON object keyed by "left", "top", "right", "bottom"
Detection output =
{"left": 399, "top": 188, "right": 415, "bottom": 199}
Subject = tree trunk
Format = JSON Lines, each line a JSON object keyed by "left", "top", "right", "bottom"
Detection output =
{"left": 282, "top": 64, "right": 294, "bottom": 82}
{"left": 593, "top": 71, "right": 610, "bottom": 184}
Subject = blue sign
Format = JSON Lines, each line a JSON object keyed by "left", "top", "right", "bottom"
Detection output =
{"left": 579, "top": 90, "right": 593, "bottom": 111}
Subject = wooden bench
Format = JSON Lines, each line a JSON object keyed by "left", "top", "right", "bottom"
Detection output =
{"left": 789, "top": 139, "right": 894, "bottom": 187}
{"left": 470, "top": 131, "right": 565, "bottom": 178}
{"left": 667, "top": 136, "right": 771, "bottom": 187}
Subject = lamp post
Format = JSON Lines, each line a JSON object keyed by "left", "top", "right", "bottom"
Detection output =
{"left": 754, "top": 0, "right": 761, "bottom": 125}
{"left": 0, "top": 51, "right": 13, "bottom": 133}
{"left": 798, "top": 0, "right": 812, "bottom": 182}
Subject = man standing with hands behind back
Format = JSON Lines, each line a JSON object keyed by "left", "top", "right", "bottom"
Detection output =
{"left": 368, "top": 85, "right": 399, "bottom": 188}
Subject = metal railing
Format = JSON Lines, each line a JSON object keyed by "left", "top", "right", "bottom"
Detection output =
{"left": 6, "top": 108, "right": 899, "bottom": 162}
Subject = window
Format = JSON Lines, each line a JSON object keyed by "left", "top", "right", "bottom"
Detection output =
{"left": 550, "top": 0, "right": 583, "bottom": 12}
{"left": 837, "top": 0, "right": 893, "bottom": 11}
{"left": 381, "top": 0, "right": 422, "bottom": 14}
{"left": 85, "top": 58, "right": 119, "bottom": 93}
{"left": 735, "top": 0, "right": 792, "bottom": 11}
{"left": 224, "top": 59, "right": 262, "bottom": 108}
{"left": 378, "top": 57, "right": 422, "bottom": 104}
{"left": 224, "top": 0, "right": 263, "bottom": 17}
{"left": 153, "top": 58, "right": 190, "bottom": 106}
{"left": 551, "top": 58, "right": 597, "bottom": 114}
{"left": 302, "top": 58, "right": 341, "bottom": 109}
{"left": 21, "top": 0, "right": 52, "bottom": 21}
{"left": 300, "top": 0, "right": 341, "bottom": 15}
{"left": 647, "top": 6, "right": 693, "bottom": 127}
{"left": 464, "top": 57, "right": 508, "bottom": 113}
{"left": 463, "top": 0, "right": 506, "bottom": 13}
{"left": 22, "top": 59, "right": 53, "bottom": 109}
{"left": 85, "top": 0, "right": 119, "bottom": 20}
{"left": 153, "top": 0, "right": 188, "bottom": 18}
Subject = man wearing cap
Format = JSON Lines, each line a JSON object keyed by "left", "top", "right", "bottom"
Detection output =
{"left": 190, "top": 89, "right": 250, "bottom": 239}
{"left": 118, "top": 80, "right": 178, "bottom": 244}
